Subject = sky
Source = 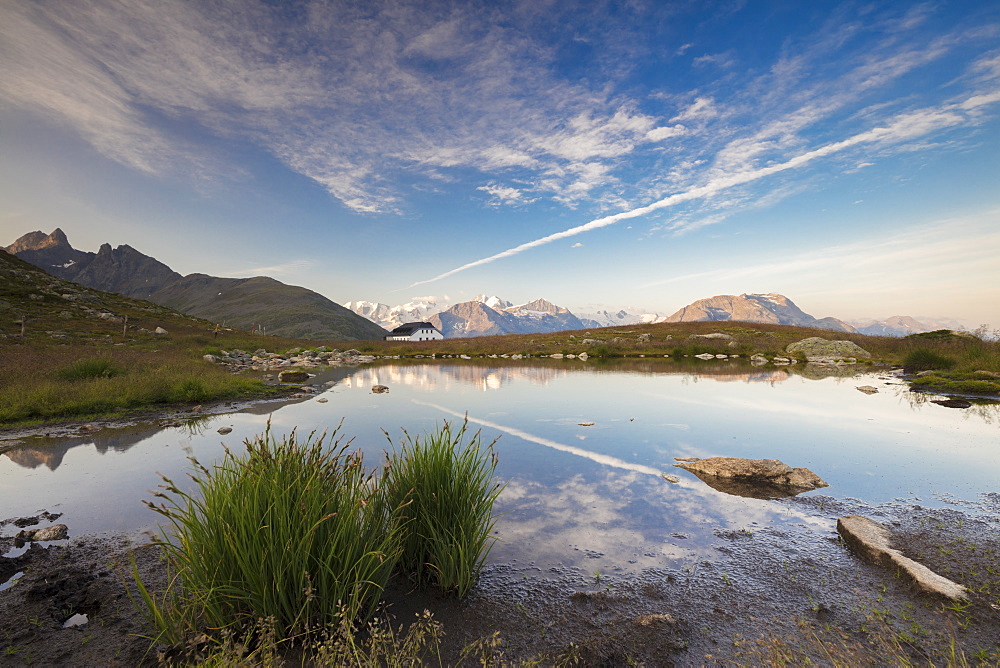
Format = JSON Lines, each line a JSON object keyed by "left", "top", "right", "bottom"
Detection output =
{"left": 1, "top": 0, "right": 998, "bottom": 327}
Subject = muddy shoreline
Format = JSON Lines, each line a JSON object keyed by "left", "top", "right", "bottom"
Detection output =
{"left": 3, "top": 492, "right": 998, "bottom": 665}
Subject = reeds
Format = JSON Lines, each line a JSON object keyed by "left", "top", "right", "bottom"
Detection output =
{"left": 143, "top": 425, "right": 403, "bottom": 641}
{"left": 137, "top": 421, "right": 504, "bottom": 649}
{"left": 383, "top": 421, "right": 504, "bottom": 597}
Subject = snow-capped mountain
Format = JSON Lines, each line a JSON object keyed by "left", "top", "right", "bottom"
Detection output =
{"left": 343, "top": 298, "right": 443, "bottom": 330}
{"left": 575, "top": 308, "right": 668, "bottom": 328}
{"left": 428, "top": 297, "right": 586, "bottom": 338}
{"left": 347, "top": 294, "right": 590, "bottom": 337}
{"left": 847, "top": 315, "right": 968, "bottom": 337}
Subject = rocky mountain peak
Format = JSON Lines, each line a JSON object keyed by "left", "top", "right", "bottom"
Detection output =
{"left": 514, "top": 298, "right": 565, "bottom": 314}
{"left": 666, "top": 293, "right": 856, "bottom": 333}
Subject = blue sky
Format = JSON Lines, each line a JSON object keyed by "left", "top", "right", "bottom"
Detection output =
{"left": 1, "top": 0, "right": 998, "bottom": 327}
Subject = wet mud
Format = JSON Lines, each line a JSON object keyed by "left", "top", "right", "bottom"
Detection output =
{"left": 3, "top": 493, "right": 998, "bottom": 666}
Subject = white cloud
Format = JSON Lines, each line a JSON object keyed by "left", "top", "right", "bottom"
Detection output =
{"left": 1, "top": 0, "right": 996, "bottom": 221}
{"left": 570, "top": 242, "right": 583, "bottom": 248}
{"left": 645, "top": 124, "right": 686, "bottom": 142}
{"left": 220, "top": 259, "right": 315, "bottom": 278}
{"left": 669, "top": 96, "right": 718, "bottom": 123}
{"left": 410, "top": 91, "right": 1000, "bottom": 287}
{"left": 692, "top": 51, "right": 735, "bottom": 68}
{"left": 477, "top": 183, "right": 532, "bottom": 207}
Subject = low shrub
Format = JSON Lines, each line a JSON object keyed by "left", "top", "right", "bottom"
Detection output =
{"left": 903, "top": 349, "right": 956, "bottom": 374}
{"left": 57, "top": 357, "right": 123, "bottom": 381}
{"left": 140, "top": 426, "right": 404, "bottom": 642}
{"left": 171, "top": 378, "right": 210, "bottom": 403}
{"left": 382, "top": 421, "right": 503, "bottom": 597}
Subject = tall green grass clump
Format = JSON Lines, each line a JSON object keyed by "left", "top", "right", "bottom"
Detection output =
{"left": 383, "top": 421, "right": 503, "bottom": 598}
{"left": 57, "top": 357, "right": 123, "bottom": 380}
{"left": 141, "top": 426, "right": 403, "bottom": 642}
{"left": 903, "top": 348, "right": 957, "bottom": 373}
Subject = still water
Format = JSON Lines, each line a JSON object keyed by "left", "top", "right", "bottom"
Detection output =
{"left": 2, "top": 360, "right": 997, "bottom": 571}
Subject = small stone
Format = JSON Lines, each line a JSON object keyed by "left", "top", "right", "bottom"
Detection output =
{"left": 856, "top": 385, "right": 879, "bottom": 394}
{"left": 154, "top": 326, "right": 168, "bottom": 335}
{"left": 218, "top": 427, "right": 233, "bottom": 435}
{"left": 316, "top": 398, "right": 328, "bottom": 403}
{"left": 372, "top": 385, "right": 389, "bottom": 394}
{"left": 661, "top": 474, "right": 681, "bottom": 483}
{"left": 578, "top": 421, "right": 595, "bottom": 427}
{"left": 63, "top": 613, "right": 89, "bottom": 629}
{"left": 278, "top": 370, "right": 310, "bottom": 383}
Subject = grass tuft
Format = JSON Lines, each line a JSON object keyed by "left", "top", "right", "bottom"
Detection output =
{"left": 382, "top": 421, "right": 504, "bottom": 598}
{"left": 140, "top": 424, "right": 404, "bottom": 642}
{"left": 903, "top": 349, "right": 957, "bottom": 374}
{"left": 57, "top": 357, "right": 124, "bottom": 381}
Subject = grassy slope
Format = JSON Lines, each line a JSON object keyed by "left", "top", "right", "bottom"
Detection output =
{"left": 0, "top": 251, "right": 315, "bottom": 424}
{"left": 149, "top": 274, "right": 388, "bottom": 341}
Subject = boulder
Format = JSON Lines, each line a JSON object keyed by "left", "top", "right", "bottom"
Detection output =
{"left": 15, "top": 524, "right": 69, "bottom": 547}
{"left": 154, "top": 326, "right": 168, "bottom": 335}
{"left": 750, "top": 354, "right": 769, "bottom": 366}
{"left": 837, "top": 515, "right": 966, "bottom": 600}
{"left": 673, "top": 457, "right": 828, "bottom": 499}
{"left": 786, "top": 337, "right": 871, "bottom": 362}
{"left": 691, "top": 333, "right": 733, "bottom": 340}
{"left": 278, "top": 370, "right": 309, "bottom": 383}
{"left": 932, "top": 398, "right": 972, "bottom": 409}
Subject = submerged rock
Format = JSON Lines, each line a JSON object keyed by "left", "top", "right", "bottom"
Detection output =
{"left": 837, "top": 515, "right": 967, "bottom": 600}
{"left": 673, "top": 457, "right": 828, "bottom": 499}
{"left": 372, "top": 385, "right": 389, "bottom": 394}
{"left": 932, "top": 398, "right": 972, "bottom": 409}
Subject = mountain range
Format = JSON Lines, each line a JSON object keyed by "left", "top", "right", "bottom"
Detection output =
{"left": 4, "top": 229, "right": 387, "bottom": 341}
{"left": 349, "top": 293, "right": 953, "bottom": 338}
{"left": 6, "top": 229, "right": 957, "bottom": 341}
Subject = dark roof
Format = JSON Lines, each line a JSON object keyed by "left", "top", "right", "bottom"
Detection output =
{"left": 388, "top": 321, "right": 437, "bottom": 335}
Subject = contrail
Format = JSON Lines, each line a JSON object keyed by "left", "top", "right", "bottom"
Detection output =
{"left": 407, "top": 97, "right": 991, "bottom": 289}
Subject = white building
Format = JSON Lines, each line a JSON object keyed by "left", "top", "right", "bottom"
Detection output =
{"left": 385, "top": 321, "right": 444, "bottom": 342}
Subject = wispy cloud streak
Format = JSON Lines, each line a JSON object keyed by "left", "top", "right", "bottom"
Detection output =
{"left": 410, "top": 94, "right": 997, "bottom": 287}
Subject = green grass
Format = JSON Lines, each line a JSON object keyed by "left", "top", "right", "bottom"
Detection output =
{"left": 0, "top": 350, "right": 278, "bottom": 423}
{"left": 139, "top": 425, "right": 404, "bottom": 643}
{"left": 382, "top": 421, "right": 504, "bottom": 597}
{"left": 903, "top": 348, "right": 957, "bottom": 373}
{"left": 57, "top": 357, "right": 124, "bottom": 380}
{"left": 136, "top": 422, "right": 505, "bottom": 652}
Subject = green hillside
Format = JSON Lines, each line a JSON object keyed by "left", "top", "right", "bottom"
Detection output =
{"left": 150, "top": 274, "right": 388, "bottom": 341}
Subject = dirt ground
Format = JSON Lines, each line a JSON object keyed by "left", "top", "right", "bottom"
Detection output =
{"left": 2, "top": 492, "right": 998, "bottom": 667}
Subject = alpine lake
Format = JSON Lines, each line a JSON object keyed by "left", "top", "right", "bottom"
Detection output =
{"left": 2, "top": 357, "right": 999, "bottom": 663}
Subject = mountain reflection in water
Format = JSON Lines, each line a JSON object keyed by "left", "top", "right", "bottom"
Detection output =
{"left": 1, "top": 360, "right": 996, "bottom": 571}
